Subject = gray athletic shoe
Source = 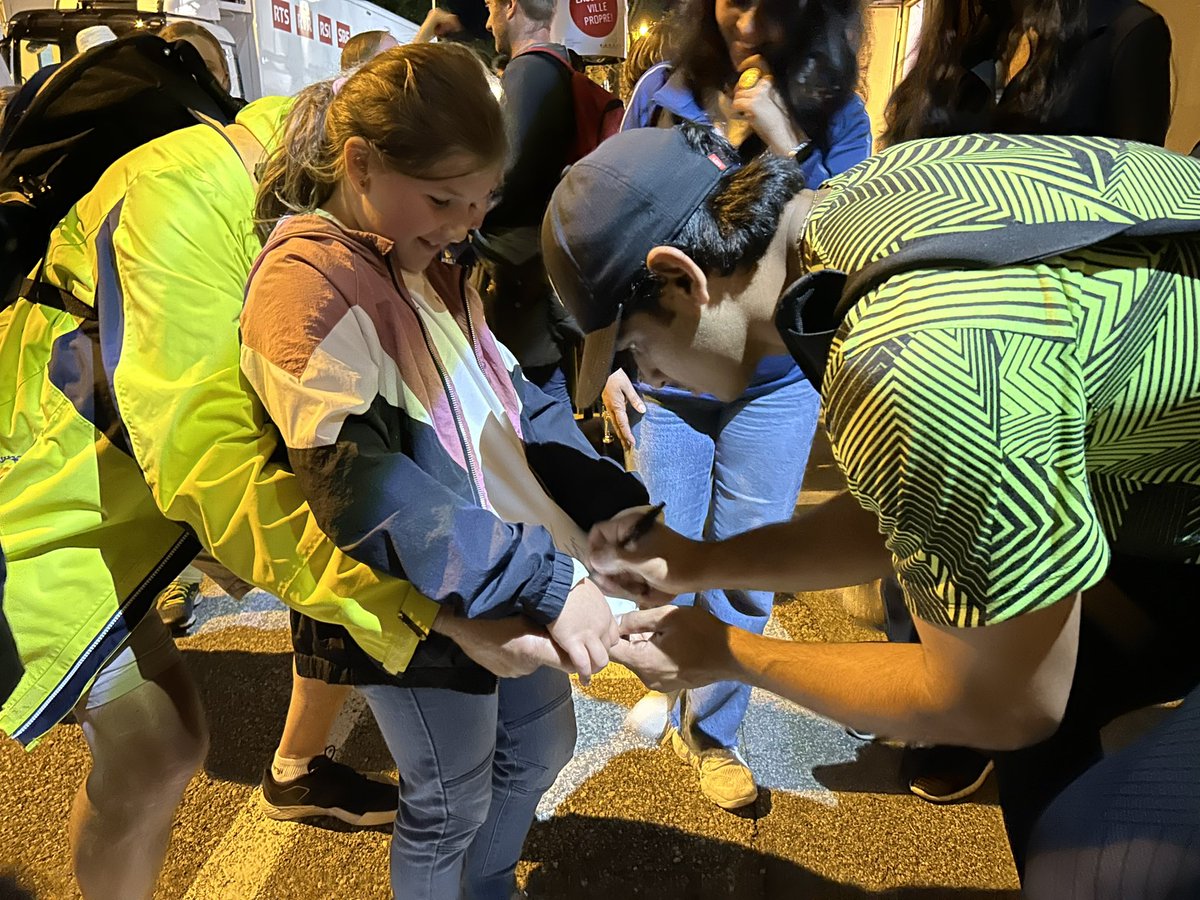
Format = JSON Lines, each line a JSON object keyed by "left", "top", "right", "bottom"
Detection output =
{"left": 156, "top": 579, "right": 200, "bottom": 634}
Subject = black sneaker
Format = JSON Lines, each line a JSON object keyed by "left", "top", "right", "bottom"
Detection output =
{"left": 906, "top": 745, "right": 994, "bottom": 803}
{"left": 260, "top": 754, "right": 399, "bottom": 826}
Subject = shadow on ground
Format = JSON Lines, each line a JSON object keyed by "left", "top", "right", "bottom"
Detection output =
{"left": 0, "top": 872, "right": 36, "bottom": 900}
{"left": 182, "top": 647, "right": 293, "bottom": 785}
{"left": 181, "top": 646, "right": 397, "bottom": 787}
{"left": 811, "top": 740, "right": 910, "bottom": 795}
{"left": 523, "top": 814, "right": 1019, "bottom": 899}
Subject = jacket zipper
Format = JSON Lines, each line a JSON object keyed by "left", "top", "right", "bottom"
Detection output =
{"left": 385, "top": 260, "right": 485, "bottom": 507}
{"left": 458, "top": 269, "right": 489, "bottom": 376}
{"left": 14, "top": 530, "right": 196, "bottom": 740}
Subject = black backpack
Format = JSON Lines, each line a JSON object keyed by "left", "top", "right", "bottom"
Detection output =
{"left": 0, "top": 32, "right": 241, "bottom": 310}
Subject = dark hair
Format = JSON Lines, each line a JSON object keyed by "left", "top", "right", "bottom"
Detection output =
{"left": 671, "top": 0, "right": 863, "bottom": 148}
{"left": 340, "top": 30, "right": 392, "bottom": 71}
{"left": 515, "top": 0, "right": 556, "bottom": 26}
{"left": 255, "top": 43, "right": 507, "bottom": 241}
{"left": 883, "top": 0, "right": 1091, "bottom": 145}
{"left": 624, "top": 124, "right": 806, "bottom": 323}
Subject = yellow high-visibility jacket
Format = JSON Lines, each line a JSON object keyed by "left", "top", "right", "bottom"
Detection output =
{"left": 0, "top": 97, "right": 438, "bottom": 746}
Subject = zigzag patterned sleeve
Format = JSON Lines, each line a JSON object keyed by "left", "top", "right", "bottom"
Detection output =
{"left": 823, "top": 267, "right": 1110, "bottom": 627}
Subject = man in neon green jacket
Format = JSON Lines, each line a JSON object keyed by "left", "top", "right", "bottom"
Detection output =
{"left": 0, "top": 95, "right": 564, "bottom": 897}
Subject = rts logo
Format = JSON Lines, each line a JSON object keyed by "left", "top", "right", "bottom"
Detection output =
{"left": 270, "top": 0, "right": 291, "bottom": 32}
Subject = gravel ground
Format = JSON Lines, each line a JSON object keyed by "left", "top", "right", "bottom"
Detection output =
{"left": 0, "top": 431, "right": 1021, "bottom": 899}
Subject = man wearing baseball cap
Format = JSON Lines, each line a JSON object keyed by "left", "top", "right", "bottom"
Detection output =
{"left": 545, "top": 124, "right": 1200, "bottom": 895}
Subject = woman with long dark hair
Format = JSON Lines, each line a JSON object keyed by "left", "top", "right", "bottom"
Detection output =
{"left": 884, "top": 0, "right": 1172, "bottom": 146}
{"left": 601, "top": 0, "right": 871, "bottom": 812}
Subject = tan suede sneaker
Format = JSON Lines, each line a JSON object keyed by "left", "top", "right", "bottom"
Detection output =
{"left": 663, "top": 726, "right": 758, "bottom": 810}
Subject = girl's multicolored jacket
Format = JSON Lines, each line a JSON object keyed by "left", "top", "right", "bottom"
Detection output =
{"left": 241, "top": 215, "right": 647, "bottom": 691}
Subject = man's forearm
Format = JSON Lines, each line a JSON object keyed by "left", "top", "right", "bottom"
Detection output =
{"left": 696, "top": 492, "right": 892, "bottom": 594}
{"left": 724, "top": 630, "right": 1018, "bottom": 749}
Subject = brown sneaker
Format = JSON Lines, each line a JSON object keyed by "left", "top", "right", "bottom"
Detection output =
{"left": 663, "top": 726, "right": 758, "bottom": 810}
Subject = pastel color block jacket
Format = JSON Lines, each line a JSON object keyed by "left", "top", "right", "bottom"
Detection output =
{"left": 240, "top": 215, "right": 648, "bottom": 689}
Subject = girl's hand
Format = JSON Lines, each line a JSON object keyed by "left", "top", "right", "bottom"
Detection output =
{"left": 732, "top": 55, "right": 807, "bottom": 158}
{"left": 610, "top": 606, "right": 736, "bottom": 692}
{"left": 546, "top": 578, "right": 620, "bottom": 684}
{"left": 601, "top": 369, "right": 645, "bottom": 451}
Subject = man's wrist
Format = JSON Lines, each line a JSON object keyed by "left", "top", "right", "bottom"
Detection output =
{"left": 725, "top": 626, "right": 761, "bottom": 683}
{"left": 687, "top": 537, "right": 726, "bottom": 591}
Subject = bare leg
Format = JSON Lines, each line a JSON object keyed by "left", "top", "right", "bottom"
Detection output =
{"left": 70, "top": 660, "right": 208, "bottom": 900}
{"left": 275, "top": 659, "right": 351, "bottom": 759}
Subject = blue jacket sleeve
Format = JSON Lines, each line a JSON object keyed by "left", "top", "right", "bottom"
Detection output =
{"left": 511, "top": 370, "right": 650, "bottom": 530}
{"left": 287, "top": 413, "right": 578, "bottom": 626}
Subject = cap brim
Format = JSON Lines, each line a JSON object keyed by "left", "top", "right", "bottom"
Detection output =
{"left": 573, "top": 318, "right": 620, "bottom": 409}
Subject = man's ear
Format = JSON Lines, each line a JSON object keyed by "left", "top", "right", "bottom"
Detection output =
{"left": 504, "top": 0, "right": 519, "bottom": 21}
{"left": 646, "top": 246, "right": 710, "bottom": 309}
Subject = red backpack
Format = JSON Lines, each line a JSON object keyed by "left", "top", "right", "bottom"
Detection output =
{"left": 520, "top": 45, "right": 624, "bottom": 163}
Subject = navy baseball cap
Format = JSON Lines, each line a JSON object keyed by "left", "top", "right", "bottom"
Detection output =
{"left": 541, "top": 128, "right": 733, "bottom": 407}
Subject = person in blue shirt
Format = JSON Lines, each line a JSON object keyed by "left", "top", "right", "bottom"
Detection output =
{"left": 600, "top": 0, "right": 870, "bottom": 810}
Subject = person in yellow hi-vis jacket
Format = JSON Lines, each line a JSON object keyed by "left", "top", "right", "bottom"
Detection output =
{"left": 0, "top": 93, "right": 569, "bottom": 898}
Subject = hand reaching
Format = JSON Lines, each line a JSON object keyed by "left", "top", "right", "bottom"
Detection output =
{"left": 601, "top": 369, "right": 645, "bottom": 451}
{"left": 415, "top": 7, "right": 464, "bottom": 42}
{"left": 587, "top": 506, "right": 697, "bottom": 605}
{"left": 610, "top": 605, "right": 735, "bottom": 692}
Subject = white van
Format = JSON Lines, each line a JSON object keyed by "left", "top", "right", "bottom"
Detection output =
{"left": 0, "top": 0, "right": 419, "bottom": 100}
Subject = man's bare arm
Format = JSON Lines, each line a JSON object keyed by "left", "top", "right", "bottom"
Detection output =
{"left": 589, "top": 491, "right": 892, "bottom": 599}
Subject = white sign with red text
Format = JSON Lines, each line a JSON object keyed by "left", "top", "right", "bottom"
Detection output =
{"left": 254, "top": 0, "right": 419, "bottom": 96}
{"left": 550, "top": 0, "right": 626, "bottom": 59}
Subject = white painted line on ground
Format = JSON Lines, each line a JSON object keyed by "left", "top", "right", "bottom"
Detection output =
{"left": 182, "top": 691, "right": 367, "bottom": 900}
{"left": 793, "top": 489, "right": 843, "bottom": 507}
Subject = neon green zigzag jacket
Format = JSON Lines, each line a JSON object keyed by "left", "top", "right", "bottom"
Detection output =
{"left": 0, "top": 97, "right": 439, "bottom": 746}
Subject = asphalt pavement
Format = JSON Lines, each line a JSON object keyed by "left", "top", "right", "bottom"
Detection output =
{"left": 0, "top": 430, "right": 1021, "bottom": 899}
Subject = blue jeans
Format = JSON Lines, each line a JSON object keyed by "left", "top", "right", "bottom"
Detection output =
{"left": 360, "top": 668, "right": 576, "bottom": 899}
{"left": 633, "top": 377, "right": 820, "bottom": 750}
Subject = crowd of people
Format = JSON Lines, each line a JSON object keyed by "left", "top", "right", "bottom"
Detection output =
{"left": 0, "top": 0, "right": 1196, "bottom": 897}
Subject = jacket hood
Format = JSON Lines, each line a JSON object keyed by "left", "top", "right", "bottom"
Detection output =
{"left": 264, "top": 211, "right": 395, "bottom": 261}
{"left": 236, "top": 95, "right": 293, "bottom": 156}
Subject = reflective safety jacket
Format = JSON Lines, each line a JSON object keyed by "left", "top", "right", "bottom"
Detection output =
{"left": 0, "top": 97, "right": 440, "bottom": 746}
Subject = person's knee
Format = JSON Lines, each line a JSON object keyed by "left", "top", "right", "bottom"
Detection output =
{"left": 1024, "top": 840, "right": 1200, "bottom": 900}
{"left": 82, "top": 671, "right": 209, "bottom": 800}
{"left": 408, "top": 756, "right": 494, "bottom": 851}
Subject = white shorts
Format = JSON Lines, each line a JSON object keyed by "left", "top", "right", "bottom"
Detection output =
{"left": 76, "top": 609, "right": 182, "bottom": 711}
